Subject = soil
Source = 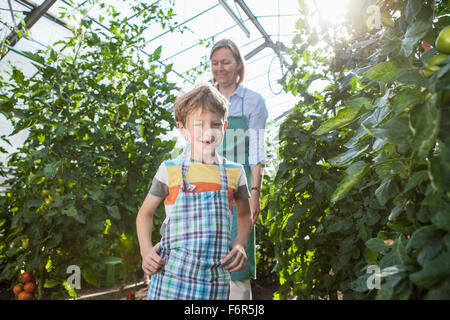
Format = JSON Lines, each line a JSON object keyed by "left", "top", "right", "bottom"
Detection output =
{"left": 1, "top": 271, "right": 280, "bottom": 301}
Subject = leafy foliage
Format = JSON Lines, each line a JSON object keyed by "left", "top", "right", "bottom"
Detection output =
{"left": 264, "top": 0, "right": 449, "bottom": 299}
{"left": 0, "top": 1, "right": 178, "bottom": 298}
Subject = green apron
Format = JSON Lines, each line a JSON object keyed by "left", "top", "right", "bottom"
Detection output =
{"left": 218, "top": 88, "right": 256, "bottom": 280}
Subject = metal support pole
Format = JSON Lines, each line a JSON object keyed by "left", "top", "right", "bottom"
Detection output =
{"left": 7, "top": 0, "right": 16, "bottom": 25}
{"left": 4, "top": 0, "right": 57, "bottom": 49}
{"left": 234, "top": 0, "right": 288, "bottom": 67}
{"left": 244, "top": 41, "right": 267, "bottom": 60}
{"left": 218, "top": 0, "right": 250, "bottom": 38}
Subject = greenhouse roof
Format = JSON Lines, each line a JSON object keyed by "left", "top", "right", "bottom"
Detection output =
{"left": 0, "top": 0, "right": 301, "bottom": 121}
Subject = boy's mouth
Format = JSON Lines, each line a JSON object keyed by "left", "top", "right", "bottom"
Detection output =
{"left": 200, "top": 138, "right": 215, "bottom": 146}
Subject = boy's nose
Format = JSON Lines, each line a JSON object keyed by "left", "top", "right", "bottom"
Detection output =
{"left": 202, "top": 128, "right": 219, "bottom": 141}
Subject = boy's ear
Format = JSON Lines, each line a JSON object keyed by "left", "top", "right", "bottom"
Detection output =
{"left": 177, "top": 121, "right": 188, "bottom": 139}
{"left": 223, "top": 120, "right": 228, "bottom": 131}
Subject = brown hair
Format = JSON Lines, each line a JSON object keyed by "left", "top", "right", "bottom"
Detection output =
{"left": 174, "top": 82, "right": 228, "bottom": 126}
{"left": 210, "top": 38, "right": 246, "bottom": 86}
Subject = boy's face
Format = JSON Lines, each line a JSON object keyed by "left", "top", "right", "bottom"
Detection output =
{"left": 177, "top": 107, "right": 227, "bottom": 162}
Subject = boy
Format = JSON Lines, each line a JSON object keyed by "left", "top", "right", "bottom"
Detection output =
{"left": 136, "top": 83, "right": 252, "bottom": 300}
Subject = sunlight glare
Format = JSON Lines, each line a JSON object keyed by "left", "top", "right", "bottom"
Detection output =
{"left": 311, "top": 0, "right": 351, "bottom": 27}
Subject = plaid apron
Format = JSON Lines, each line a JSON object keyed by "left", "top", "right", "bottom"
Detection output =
{"left": 147, "top": 157, "right": 232, "bottom": 300}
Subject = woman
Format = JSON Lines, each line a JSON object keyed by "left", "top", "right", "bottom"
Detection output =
{"left": 210, "top": 39, "right": 268, "bottom": 300}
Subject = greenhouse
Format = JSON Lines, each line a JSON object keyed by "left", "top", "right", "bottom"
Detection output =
{"left": 0, "top": 0, "right": 449, "bottom": 302}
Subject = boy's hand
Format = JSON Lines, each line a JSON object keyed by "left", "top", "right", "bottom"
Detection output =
{"left": 142, "top": 242, "right": 165, "bottom": 276}
{"left": 221, "top": 244, "right": 247, "bottom": 273}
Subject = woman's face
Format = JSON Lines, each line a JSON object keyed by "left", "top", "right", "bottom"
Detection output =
{"left": 211, "top": 47, "right": 241, "bottom": 88}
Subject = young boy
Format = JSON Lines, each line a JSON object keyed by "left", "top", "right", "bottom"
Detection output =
{"left": 136, "top": 83, "right": 252, "bottom": 300}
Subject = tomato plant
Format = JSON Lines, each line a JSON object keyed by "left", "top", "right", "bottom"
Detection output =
{"left": 264, "top": 0, "right": 449, "bottom": 299}
{"left": 0, "top": 0, "right": 178, "bottom": 298}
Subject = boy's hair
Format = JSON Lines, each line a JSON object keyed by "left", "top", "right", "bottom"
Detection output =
{"left": 210, "top": 38, "right": 246, "bottom": 86}
{"left": 174, "top": 82, "right": 228, "bottom": 125}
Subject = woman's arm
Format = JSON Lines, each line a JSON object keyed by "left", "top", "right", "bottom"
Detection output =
{"left": 221, "top": 198, "right": 252, "bottom": 273}
{"left": 247, "top": 93, "right": 268, "bottom": 225}
{"left": 250, "top": 162, "right": 264, "bottom": 224}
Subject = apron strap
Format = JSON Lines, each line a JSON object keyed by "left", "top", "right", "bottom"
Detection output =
{"left": 240, "top": 88, "right": 246, "bottom": 117}
{"left": 180, "top": 158, "right": 196, "bottom": 192}
{"left": 218, "top": 156, "right": 228, "bottom": 192}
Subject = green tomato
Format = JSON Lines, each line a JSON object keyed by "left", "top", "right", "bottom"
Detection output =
{"left": 436, "top": 25, "right": 450, "bottom": 54}
{"left": 45, "top": 195, "right": 53, "bottom": 205}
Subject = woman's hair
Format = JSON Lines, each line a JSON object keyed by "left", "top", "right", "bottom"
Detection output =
{"left": 174, "top": 82, "right": 228, "bottom": 125}
{"left": 210, "top": 38, "right": 246, "bottom": 86}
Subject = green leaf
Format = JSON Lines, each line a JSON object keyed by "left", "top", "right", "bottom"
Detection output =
{"left": 62, "top": 207, "right": 77, "bottom": 217}
{"left": 313, "top": 107, "right": 359, "bottom": 135}
{"left": 389, "top": 204, "right": 404, "bottom": 221}
{"left": 364, "top": 58, "right": 419, "bottom": 84}
{"left": 391, "top": 88, "right": 426, "bottom": 115}
{"left": 407, "top": 225, "right": 441, "bottom": 249}
{"left": 364, "top": 116, "right": 411, "bottom": 146}
{"left": 375, "top": 178, "right": 393, "bottom": 206}
{"left": 106, "top": 205, "right": 121, "bottom": 220}
{"left": 404, "top": 170, "right": 428, "bottom": 192}
{"left": 425, "top": 280, "right": 450, "bottom": 299}
{"left": 285, "top": 204, "right": 306, "bottom": 235}
{"left": 329, "top": 145, "right": 369, "bottom": 167}
{"left": 328, "top": 218, "right": 353, "bottom": 233}
{"left": 431, "top": 210, "right": 450, "bottom": 231}
{"left": 298, "top": 0, "right": 308, "bottom": 15}
{"left": 417, "top": 243, "right": 443, "bottom": 266}
{"left": 381, "top": 9, "right": 395, "bottom": 28}
{"left": 379, "top": 235, "right": 411, "bottom": 269}
{"left": 331, "top": 161, "right": 369, "bottom": 202}
{"left": 405, "top": 0, "right": 423, "bottom": 23}
{"left": 313, "top": 98, "right": 372, "bottom": 135}
{"left": 43, "top": 161, "right": 61, "bottom": 179}
{"left": 401, "top": 21, "right": 431, "bottom": 56}
{"left": 364, "top": 61, "right": 400, "bottom": 83}
{"left": 43, "top": 279, "right": 60, "bottom": 288}
{"left": 12, "top": 69, "right": 25, "bottom": 85}
{"left": 46, "top": 232, "right": 63, "bottom": 249}
{"left": 364, "top": 248, "right": 378, "bottom": 265}
{"left": 152, "top": 45, "right": 162, "bottom": 61}
{"left": 361, "top": 105, "right": 391, "bottom": 129}
{"left": 366, "top": 237, "right": 388, "bottom": 252}
{"left": 409, "top": 98, "right": 441, "bottom": 158}
{"left": 409, "top": 251, "right": 450, "bottom": 289}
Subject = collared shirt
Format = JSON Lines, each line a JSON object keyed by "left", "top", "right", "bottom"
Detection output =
{"left": 228, "top": 86, "right": 268, "bottom": 169}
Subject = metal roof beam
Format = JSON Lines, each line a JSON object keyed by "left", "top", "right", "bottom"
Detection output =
{"left": 244, "top": 41, "right": 266, "bottom": 60}
{"left": 4, "top": 0, "right": 58, "bottom": 48}
{"left": 7, "top": 0, "right": 17, "bottom": 25}
{"left": 234, "top": 0, "right": 288, "bottom": 68}
{"left": 218, "top": 0, "right": 250, "bottom": 38}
